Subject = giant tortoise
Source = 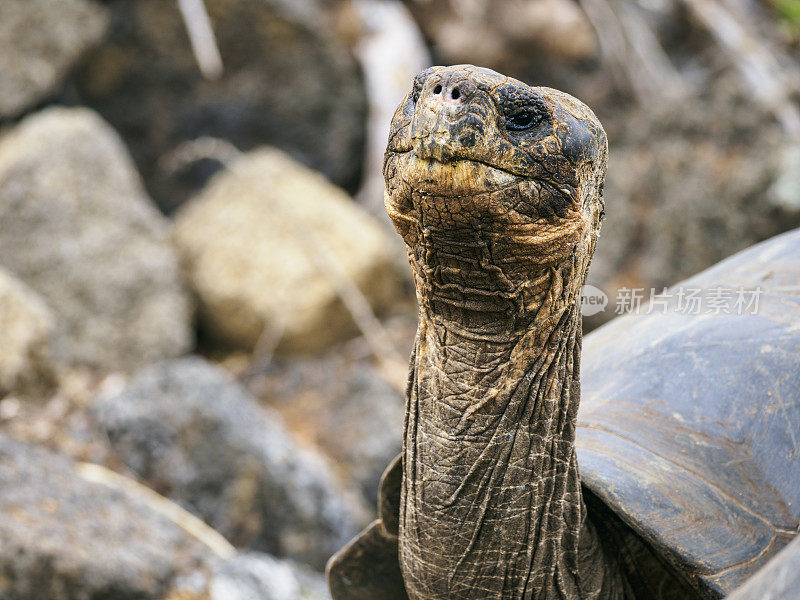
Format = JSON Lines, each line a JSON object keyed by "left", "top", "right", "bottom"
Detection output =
{"left": 327, "top": 64, "right": 800, "bottom": 599}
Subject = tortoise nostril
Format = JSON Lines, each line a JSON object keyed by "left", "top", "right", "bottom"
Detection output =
{"left": 451, "top": 87, "right": 460, "bottom": 100}
{"left": 433, "top": 84, "right": 442, "bottom": 94}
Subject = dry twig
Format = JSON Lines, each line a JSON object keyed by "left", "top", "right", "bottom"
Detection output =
{"left": 579, "top": 0, "right": 690, "bottom": 105}
{"left": 289, "top": 224, "right": 408, "bottom": 391}
{"left": 76, "top": 462, "right": 236, "bottom": 559}
{"left": 177, "top": 0, "right": 224, "bottom": 80}
{"left": 680, "top": 0, "right": 800, "bottom": 139}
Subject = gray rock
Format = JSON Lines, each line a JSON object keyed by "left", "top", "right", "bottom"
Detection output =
{"left": 75, "top": 0, "right": 367, "bottom": 212}
{"left": 0, "top": 267, "right": 55, "bottom": 395}
{"left": 172, "top": 148, "right": 402, "bottom": 355}
{"left": 254, "top": 342, "right": 406, "bottom": 505}
{"left": 0, "top": 435, "right": 210, "bottom": 600}
{"left": 209, "top": 552, "right": 330, "bottom": 600}
{"left": 0, "top": 0, "right": 108, "bottom": 118}
{"left": 0, "top": 107, "right": 193, "bottom": 372}
{"left": 318, "top": 368, "right": 404, "bottom": 505}
{"left": 93, "top": 357, "right": 366, "bottom": 570}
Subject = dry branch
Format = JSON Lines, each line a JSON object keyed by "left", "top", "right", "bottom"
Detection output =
{"left": 290, "top": 224, "right": 408, "bottom": 391}
{"left": 680, "top": 0, "right": 800, "bottom": 139}
{"left": 76, "top": 462, "right": 237, "bottom": 559}
{"left": 579, "top": 0, "right": 690, "bottom": 105}
{"left": 177, "top": 0, "right": 224, "bottom": 80}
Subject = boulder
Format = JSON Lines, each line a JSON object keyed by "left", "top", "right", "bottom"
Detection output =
{"left": 0, "top": 267, "right": 55, "bottom": 395}
{"left": 207, "top": 552, "right": 329, "bottom": 600}
{"left": 173, "top": 148, "right": 402, "bottom": 355}
{"left": 253, "top": 338, "right": 407, "bottom": 505}
{"left": 0, "top": 107, "right": 193, "bottom": 372}
{"left": 0, "top": 0, "right": 108, "bottom": 118}
{"left": 75, "top": 0, "right": 367, "bottom": 212}
{"left": 92, "top": 357, "right": 366, "bottom": 570}
{"left": 0, "top": 435, "right": 211, "bottom": 600}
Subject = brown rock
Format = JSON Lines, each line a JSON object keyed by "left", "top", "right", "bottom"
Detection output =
{"left": 173, "top": 148, "right": 402, "bottom": 355}
{"left": 0, "top": 268, "right": 55, "bottom": 395}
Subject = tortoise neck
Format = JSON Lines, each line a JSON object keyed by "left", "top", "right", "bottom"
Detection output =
{"left": 400, "top": 287, "right": 595, "bottom": 599}
{"left": 406, "top": 225, "right": 588, "bottom": 344}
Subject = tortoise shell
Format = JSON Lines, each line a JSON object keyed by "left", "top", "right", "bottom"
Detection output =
{"left": 725, "top": 532, "right": 800, "bottom": 599}
{"left": 329, "top": 229, "right": 800, "bottom": 598}
{"left": 578, "top": 227, "right": 800, "bottom": 596}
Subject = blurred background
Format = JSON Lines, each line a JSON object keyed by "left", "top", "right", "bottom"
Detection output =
{"left": 0, "top": 0, "right": 797, "bottom": 598}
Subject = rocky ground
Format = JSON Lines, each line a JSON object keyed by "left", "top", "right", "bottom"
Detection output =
{"left": 0, "top": 0, "right": 798, "bottom": 598}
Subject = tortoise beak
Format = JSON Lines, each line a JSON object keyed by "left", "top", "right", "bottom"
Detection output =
{"left": 410, "top": 82, "right": 481, "bottom": 163}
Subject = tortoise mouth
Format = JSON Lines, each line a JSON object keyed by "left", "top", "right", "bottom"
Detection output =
{"left": 395, "top": 150, "right": 523, "bottom": 198}
{"left": 389, "top": 150, "right": 579, "bottom": 224}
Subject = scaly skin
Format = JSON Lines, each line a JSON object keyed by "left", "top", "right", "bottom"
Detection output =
{"left": 384, "top": 65, "right": 623, "bottom": 599}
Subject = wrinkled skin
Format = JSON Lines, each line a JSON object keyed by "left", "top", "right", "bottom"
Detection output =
{"left": 329, "top": 65, "right": 692, "bottom": 600}
{"left": 386, "top": 64, "right": 615, "bottom": 600}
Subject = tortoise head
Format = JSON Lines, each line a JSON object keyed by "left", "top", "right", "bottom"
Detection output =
{"left": 384, "top": 65, "right": 607, "bottom": 322}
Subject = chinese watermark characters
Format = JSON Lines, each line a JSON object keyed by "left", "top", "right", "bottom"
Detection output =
{"left": 580, "top": 285, "right": 763, "bottom": 316}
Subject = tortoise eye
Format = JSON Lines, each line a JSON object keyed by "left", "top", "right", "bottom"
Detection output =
{"left": 505, "top": 108, "right": 542, "bottom": 131}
